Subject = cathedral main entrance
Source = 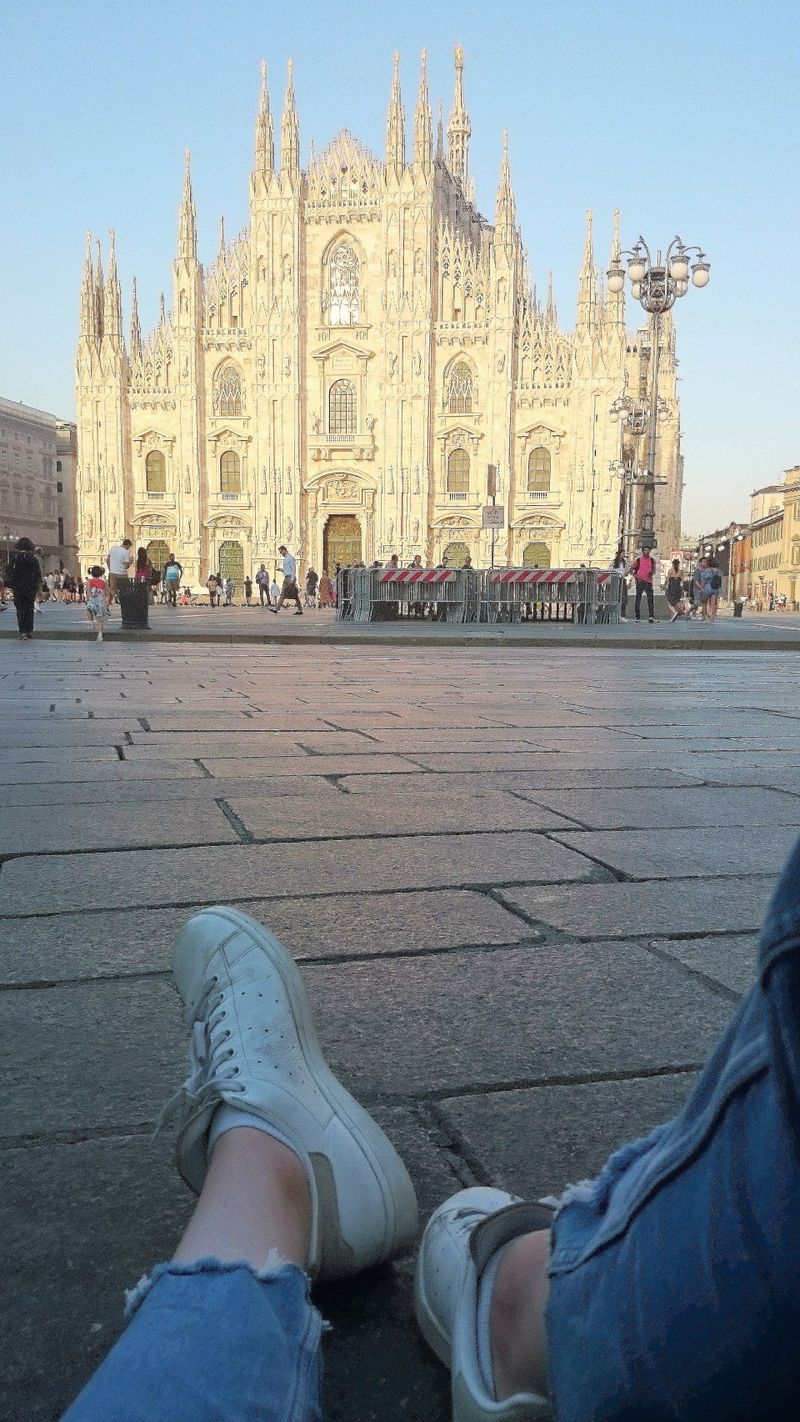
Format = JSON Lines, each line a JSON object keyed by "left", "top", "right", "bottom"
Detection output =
{"left": 323, "top": 515, "right": 361, "bottom": 573}
{"left": 218, "top": 540, "right": 244, "bottom": 593}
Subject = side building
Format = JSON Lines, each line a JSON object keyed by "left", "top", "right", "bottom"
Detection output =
{"left": 75, "top": 49, "right": 683, "bottom": 585}
{"left": 0, "top": 395, "right": 78, "bottom": 574}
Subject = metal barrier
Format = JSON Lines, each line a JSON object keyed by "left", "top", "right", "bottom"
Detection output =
{"left": 336, "top": 566, "right": 622, "bottom": 626}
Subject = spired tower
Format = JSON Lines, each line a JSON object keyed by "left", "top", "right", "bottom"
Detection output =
{"left": 75, "top": 46, "right": 683, "bottom": 583}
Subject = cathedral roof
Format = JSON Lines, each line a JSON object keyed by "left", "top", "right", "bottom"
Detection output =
{"left": 306, "top": 128, "right": 382, "bottom": 214}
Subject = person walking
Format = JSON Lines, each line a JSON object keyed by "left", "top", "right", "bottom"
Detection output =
{"left": 305, "top": 566, "right": 319, "bottom": 608}
{"left": 255, "top": 564, "right": 270, "bottom": 607}
{"left": 244, "top": 576, "right": 253, "bottom": 606}
{"left": 5, "top": 537, "right": 41, "bottom": 639}
{"left": 708, "top": 556, "right": 723, "bottom": 620}
{"left": 107, "top": 538, "right": 133, "bottom": 604}
{"left": 665, "top": 557, "right": 686, "bottom": 622}
{"left": 318, "top": 571, "right": 335, "bottom": 608}
{"left": 206, "top": 573, "right": 219, "bottom": 608}
{"left": 85, "top": 565, "right": 110, "bottom": 642}
{"left": 268, "top": 546, "right": 303, "bottom": 615}
{"left": 224, "top": 576, "right": 235, "bottom": 607}
{"left": 630, "top": 544, "right": 657, "bottom": 623}
{"left": 611, "top": 547, "right": 628, "bottom": 621}
{"left": 163, "top": 554, "right": 183, "bottom": 608}
{"left": 693, "top": 556, "right": 713, "bottom": 620}
{"left": 269, "top": 572, "right": 281, "bottom": 605}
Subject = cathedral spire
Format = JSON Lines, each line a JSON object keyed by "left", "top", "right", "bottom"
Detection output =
{"left": 159, "top": 291, "right": 166, "bottom": 325}
{"left": 218, "top": 214, "right": 226, "bottom": 256}
{"left": 178, "top": 150, "right": 197, "bottom": 263}
{"left": 385, "top": 50, "right": 406, "bottom": 177}
{"left": 412, "top": 49, "right": 432, "bottom": 173}
{"left": 447, "top": 43, "right": 471, "bottom": 186}
{"left": 130, "top": 275, "right": 142, "bottom": 360}
{"left": 80, "top": 231, "right": 97, "bottom": 340}
{"left": 436, "top": 99, "right": 444, "bottom": 162}
{"left": 254, "top": 60, "right": 274, "bottom": 181}
{"left": 95, "top": 238, "right": 105, "bottom": 341}
{"left": 281, "top": 59, "right": 300, "bottom": 180}
{"left": 103, "top": 227, "right": 123, "bottom": 342}
{"left": 495, "top": 130, "right": 515, "bottom": 249}
{"left": 577, "top": 208, "right": 596, "bottom": 329}
{"left": 606, "top": 208, "right": 624, "bottom": 324}
{"left": 545, "top": 270, "right": 557, "bottom": 326}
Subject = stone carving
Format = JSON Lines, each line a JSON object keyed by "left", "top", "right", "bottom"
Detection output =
{"left": 601, "top": 517, "right": 610, "bottom": 541}
{"left": 286, "top": 517, "right": 294, "bottom": 539}
{"left": 412, "top": 518, "right": 420, "bottom": 542}
{"left": 332, "top": 477, "right": 357, "bottom": 499}
{"left": 111, "top": 513, "right": 117, "bottom": 537}
{"left": 496, "top": 351, "right": 505, "bottom": 373}
{"left": 388, "top": 350, "right": 398, "bottom": 378}
{"left": 184, "top": 466, "right": 192, "bottom": 494}
{"left": 387, "top": 466, "right": 395, "bottom": 494}
{"left": 414, "top": 248, "right": 424, "bottom": 275}
{"left": 312, "top": 415, "right": 322, "bottom": 432}
{"left": 182, "top": 356, "right": 189, "bottom": 379}
{"left": 109, "top": 466, "right": 116, "bottom": 492}
{"left": 365, "top": 412, "right": 375, "bottom": 432}
{"left": 185, "top": 516, "right": 192, "bottom": 540}
{"left": 263, "top": 517, "right": 270, "bottom": 539}
{"left": 85, "top": 513, "right": 93, "bottom": 537}
{"left": 283, "top": 355, "right": 292, "bottom": 377}
{"left": 414, "top": 465, "right": 420, "bottom": 493}
{"left": 286, "top": 468, "right": 293, "bottom": 494}
{"left": 388, "top": 518, "right": 394, "bottom": 543}
{"left": 414, "top": 351, "right": 422, "bottom": 377}
{"left": 85, "top": 466, "right": 92, "bottom": 493}
{"left": 261, "top": 467, "right": 268, "bottom": 494}
{"left": 388, "top": 249, "right": 398, "bottom": 278}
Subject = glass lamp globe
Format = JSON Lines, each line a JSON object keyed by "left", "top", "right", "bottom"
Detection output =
{"left": 631, "top": 281, "right": 642, "bottom": 300}
{"left": 691, "top": 261, "right": 710, "bottom": 287}
{"left": 675, "top": 278, "right": 689, "bottom": 297}
{"left": 607, "top": 269, "right": 625, "bottom": 293}
{"left": 669, "top": 254, "right": 690, "bottom": 281}
{"left": 609, "top": 407, "right": 619, "bottom": 423}
{"left": 627, "top": 256, "right": 646, "bottom": 283}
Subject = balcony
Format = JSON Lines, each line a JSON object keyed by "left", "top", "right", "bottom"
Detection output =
{"left": 448, "top": 492, "right": 469, "bottom": 502}
{"left": 309, "top": 429, "right": 375, "bottom": 463}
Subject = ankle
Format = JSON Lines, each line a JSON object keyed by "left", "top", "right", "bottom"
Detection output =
{"left": 490, "top": 1229, "right": 551, "bottom": 1400}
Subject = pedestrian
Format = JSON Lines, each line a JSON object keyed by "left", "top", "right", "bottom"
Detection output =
{"left": 107, "top": 537, "right": 133, "bottom": 604}
{"left": 206, "top": 572, "right": 219, "bottom": 608}
{"left": 708, "top": 557, "right": 723, "bottom": 620}
{"left": 134, "top": 547, "right": 153, "bottom": 590}
{"left": 244, "top": 576, "right": 253, "bottom": 606}
{"left": 76, "top": 576, "right": 85, "bottom": 603}
{"left": 630, "top": 544, "right": 657, "bottom": 623}
{"left": 268, "top": 545, "right": 303, "bottom": 615}
{"left": 163, "top": 553, "right": 183, "bottom": 607}
{"left": 85, "top": 564, "right": 110, "bottom": 642}
{"left": 318, "top": 571, "right": 335, "bottom": 608}
{"left": 383, "top": 553, "right": 400, "bottom": 573}
{"left": 305, "top": 566, "right": 319, "bottom": 607}
{"left": 5, "top": 537, "right": 41, "bottom": 639}
{"left": 611, "top": 547, "right": 628, "bottom": 621}
{"left": 693, "top": 556, "right": 714, "bottom": 620}
{"left": 224, "top": 576, "right": 235, "bottom": 606}
{"left": 60, "top": 835, "right": 800, "bottom": 1422}
{"left": 665, "top": 557, "right": 686, "bottom": 622}
{"left": 269, "top": 572, "right": 281, "bottom": 605}
{"left": 255, "top": 564, "right": 271, "bottom": 606}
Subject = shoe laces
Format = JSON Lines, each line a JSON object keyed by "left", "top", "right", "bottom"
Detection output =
{"left": 156, "top": 974, "right": 247, "bottom": 1133}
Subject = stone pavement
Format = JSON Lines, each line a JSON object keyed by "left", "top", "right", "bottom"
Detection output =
{"left": 1, "top": 637, "right": 797, "bottom": 1419}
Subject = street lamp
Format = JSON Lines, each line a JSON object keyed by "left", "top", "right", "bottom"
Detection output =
{"left": 715, "top": 532, "right": 746, "bottom": 601}
{"left": 607, "top": 235, "right": 710, "bottom": 548}
{"left": 3, "top": 528, "right": 17, "bottom": 568}
{"left": 609, "top": 378, "right": 670, "bottom": 558}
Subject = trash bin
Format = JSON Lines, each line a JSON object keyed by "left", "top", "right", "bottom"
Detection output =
{"left": 733, "top": 598, "right": 745, "bottom": 619}
{"left": 119, "top": 580, "right": 150, "bottom": 630}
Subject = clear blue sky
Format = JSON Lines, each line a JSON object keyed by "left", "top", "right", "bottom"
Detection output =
{"left": 1, "top": 0, "right": 797, "bottom": 533}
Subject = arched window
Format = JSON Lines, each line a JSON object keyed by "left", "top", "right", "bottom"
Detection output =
{"left": 328, "top": 242, "right": 360, "bottom": 325}
{"left": 145, "top": 450, "right": 166, "bottom": 493}
{"left": 527, "top": 447, "right": 551, "bottom": 492}
{"left": 329, "top": 379, "right": 357, "bottom": 435}
{"left": 220, "top": 450, "right": 241, "bottom": 494}
{"left": 448, "top": 361, "right": 473, "bottom": 414}
{"left": 213, "top": 364, "right": 243, "bottom": 417}
{"left": 447, "top": 448, "right": 470, "bottom": 493}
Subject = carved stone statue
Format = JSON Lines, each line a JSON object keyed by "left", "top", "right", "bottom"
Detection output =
{"left": 184, "top": 467, "right": 192, "bottom": 494}
{"left": 312, "top": 415, "right": 322, "bottom": 433}
{"left": 388, "top": 519, "right": 395, "bottom": 544}
{"left": 286, "top": 517, "right": 294, "bottom": 539}
{"left": 283, "top": 355, "right": 291, "bottom": 377}
{"left": 414, "top": 351, "right": 422, "bottom": 377}
{"left": 412, "top": 518, "right": 420, "bottom": 542}
{"left": 85, "top": 513, "right": 93, "bottom": 537}
{"left": 496, "top": 351, "right": 506, "bottom": 373}
{"left": 109, "top": 466, "right": 116, "bottom": 493}
{"left": 257, "top": 354, "right": 266, "bottom": 378}
{"left": 388, "top": 351, "right": 398, "bottom": 378}
{"left": 365, "top": 412, "right": 375, "bottom": 432}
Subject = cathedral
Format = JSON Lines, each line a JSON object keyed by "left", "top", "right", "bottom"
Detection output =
{"left": 75, "top": 48, "right": 683, "bottom": 588}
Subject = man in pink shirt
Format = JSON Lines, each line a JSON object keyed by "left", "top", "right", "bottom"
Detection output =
{"left": 630, "top": 544, "right": 657, "bottom": 623}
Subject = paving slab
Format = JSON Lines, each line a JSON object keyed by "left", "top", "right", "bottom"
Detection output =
{"left": 501, "top": 877, "right": 773, "bottom": 939}
{"left": 198, "top": 753, "right": 425, "bottom": 778}
{"left": 227, "top": 790, "right": 578, "bottom": 840}
{"left": 549, "top": 825, "right": 800, "bottom": 879}
{"left": 0, "top": 832, "right": 599, "bottom": 916}
{"left": 0, "top": 758, "right": 206, "bottom": 785}
{"left": 436, "top": 1073, "right": 701, "bottom": 1202}
{"left": 124, "top": 730, "right": 380, "bottom": 758}
{"left": 0, "top": 890, "right": 533, "bottom": 987}
{"left": 521, "top": 786, "right": 800, "bottom": 829}
{"left": 341, "top": 767, "right": 705, "bottom": 795}
{"left": 0, "top": 773, "right": 346, "bottom": 809}
{"left": 0, "top": 801, "right": 238, "bottom": 855}
{"left": 301, "top": 943, "right": 734, "bottom": 1097}
{"left": 651, "top": 935, "right": 758, "bottom": 995}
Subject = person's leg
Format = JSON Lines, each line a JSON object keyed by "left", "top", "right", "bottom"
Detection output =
{"left": 646, "top": 580, "right": 654, "bottom": 619}
{"left": 16, "top": 595, "right": 34, "bottom": 635}
{"left": 634, "top": 579, "right": 643, "bottom": 619}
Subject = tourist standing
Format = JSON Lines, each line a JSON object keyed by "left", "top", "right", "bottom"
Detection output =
{"left": 163, "top": 554, "right": 183, "bottom": 607}
{"left": 708, "top": 557, "right": 723, "bottom": 620}
{"left": 223, "top": 576, "right": 235, "bottom": 606}
{"left": 255, "top": 564, "right": 270, "bottom": 606}
{"left": 693, "top": 556, "right": 713, "bottom": 620}
{"left": 244, "top": 576, "right": 253, "bottom": 606}
{"left": 305, "top": 566, "right": 319, "bottom": 607}
{"left": 665, "top": 558, "right": 686, "bottom": 622}
{"left": 206, "top": 572, "right": 219, "bottom": 607}
{"left": 630, "top": 544, "right": 657, "bottom": 623}
{"left": 319, "top": 571, "right": 335, "bottom": 607}
{"left": 85, "top": 565, "right": 110, "bottom": 642}
{"left": 107, "top": 538, "right": 133, "bottom": 603}
{"left": 134, "top": 547, "right": 153, "bottom": 590}
{"left": 268, "top": 546, "right": 303, "bottom": 614}
{"left": 611, "top": 548, "right": 628, "bottom": 621}
{"left": 6, "top": 537, "right": 41, "bottom": 639}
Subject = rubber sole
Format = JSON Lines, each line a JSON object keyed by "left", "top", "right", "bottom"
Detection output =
{"left": 173, "top": 905, "right": 419, "bottom": 1278}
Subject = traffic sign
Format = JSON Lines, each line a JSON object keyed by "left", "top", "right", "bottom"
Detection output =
{"left": 482, "top": 504, "right": 505, "bottom": 529}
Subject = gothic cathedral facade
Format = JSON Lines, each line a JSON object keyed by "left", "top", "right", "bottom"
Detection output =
{"left": 75, "top": 49, "right": 683, "bottom": 586}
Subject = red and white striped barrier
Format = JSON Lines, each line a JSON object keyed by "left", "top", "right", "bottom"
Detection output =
{"left": 380, "top": 569, "right": 456, "bottom": 585}
{"left": 489, "top": 569, "right": 583, "bottom": 587}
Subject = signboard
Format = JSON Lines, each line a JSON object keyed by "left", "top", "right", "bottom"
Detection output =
{"left": 487, "top": 463, "right": 498, "bottom": 498}
{"left": 482, "top": 504, "right": 505, "bottom": 529}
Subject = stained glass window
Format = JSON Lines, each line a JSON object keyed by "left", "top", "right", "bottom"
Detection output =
{"left": 213, "top": 365, "right": 243, "bottom": 417}
{"left": 448, "top": 361, "right": 473, "bottom": 414}
{"left": 145, "top": 450, "right": 166, "bottom": 493}
{"left": 220, "top": 450, "right": 241, "bottom": 494}
{"left": 527, "top": 448, "right": 551, "bottom": 491}
{"left": 329, "top": 379, "right": 357, "bottom": 435}
{"left": 329, "top": 243, "right": 360, "bottom": 325}
{"left": 447, "top": 449, "right": 470, "bottom": 493}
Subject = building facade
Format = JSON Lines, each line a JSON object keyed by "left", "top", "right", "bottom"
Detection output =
{"left": 0, "top": 395, "right": 78, "bottom": 574}
{"left": 75, "top": 49, "right": 683, "bottom": 586}
{"left": 746, "top": 468, "right": 800, "bottom": 605}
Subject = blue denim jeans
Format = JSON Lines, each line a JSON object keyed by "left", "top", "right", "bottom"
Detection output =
{"left": 62, "top": 1259, "right": 323, "bottom": 1421}
{"left": 546, "top": 835, "right": 800, "bottom": 1420}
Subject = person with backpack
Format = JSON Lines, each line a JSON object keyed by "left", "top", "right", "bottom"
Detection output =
{"left": 5, "top": 537, "right": 41, "bottom": 639}
{"left": 630, "top": 544, "right": 657, "bottom": 623}
{"left": 707, "top": 556, "right": 723, "bottom": 621}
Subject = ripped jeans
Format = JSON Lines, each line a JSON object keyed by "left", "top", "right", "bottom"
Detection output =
{"left": 62, "top": 1259, "right": 323, "bottom": 1422}
{"left": 63, "top": 839, "right": 800, "bottom": 1421}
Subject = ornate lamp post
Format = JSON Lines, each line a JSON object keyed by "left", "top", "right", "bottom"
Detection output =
{"left": 607, "top": 236, "right": 710, "bottom": 548}
{"left": 609, "top": 378, "right": 669, "bottom": 557}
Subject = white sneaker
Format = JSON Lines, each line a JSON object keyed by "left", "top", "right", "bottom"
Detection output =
{"left": 168, "top": 906, "right": 418, "bottom": 1281}
{"left": 415, "top": 1187, "right": 554, "bottom": 1421}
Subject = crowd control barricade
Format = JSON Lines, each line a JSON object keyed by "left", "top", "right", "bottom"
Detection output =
{"left": 376, "top": 567, "right": 470, "bottom": 622}
{"left": 594, "top": 570, "right": 623, "bottom": 624}
{"left": 480, "top": 568, "right": 597, "bottom": 624}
